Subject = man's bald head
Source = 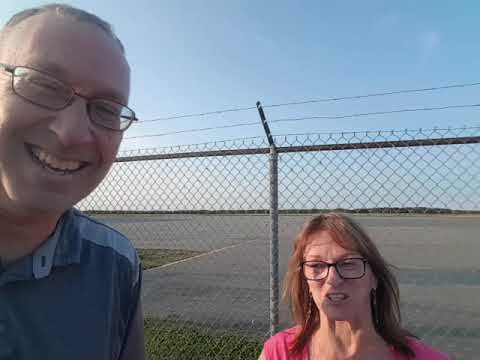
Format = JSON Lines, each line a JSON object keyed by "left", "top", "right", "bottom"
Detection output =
{"left": 0, "top": 3, "right": 125, "bottom": 53}
{"left": 0, "top": 4, "right": 131, "bottom": 215}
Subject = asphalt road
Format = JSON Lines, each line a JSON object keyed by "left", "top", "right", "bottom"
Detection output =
{"left": 97, "top": 214, "right": 480, "bottom": 359}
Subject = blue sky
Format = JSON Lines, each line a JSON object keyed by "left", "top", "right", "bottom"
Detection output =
{"left": 2, "top": 1, "right": 480, "bottom": 151}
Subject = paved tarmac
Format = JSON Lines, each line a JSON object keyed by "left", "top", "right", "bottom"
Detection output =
{"left": 97, "top": 214, "right": 480, "bottom": 359}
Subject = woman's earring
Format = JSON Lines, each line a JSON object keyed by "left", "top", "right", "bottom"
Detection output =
{"left": 306, "top": 293, "right": 313, "bottom": 323}
{"left": 370, "top": 288, "right": 378, "bottom": 328}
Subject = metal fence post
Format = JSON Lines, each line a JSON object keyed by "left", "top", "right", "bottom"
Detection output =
{"left": 268, "top": 146, "right": 279, "bottom": 336}
{"left": 256, "top": 101, "right": 279, "bottom": 336}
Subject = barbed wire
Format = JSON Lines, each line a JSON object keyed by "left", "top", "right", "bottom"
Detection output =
{"left": 124, "top": 103, "right": 480, "bottom": 140}
{"left": 137, "top": 81, "right": 480, "bottom": 124}
{"left": 118, "top": 125, "right": 480, "bottom": 156}
{"left": 120, "top": 125, "right": 480, "bottom": 153}
{"left": 271, "top": 125, "right": 480, "bottom": 138}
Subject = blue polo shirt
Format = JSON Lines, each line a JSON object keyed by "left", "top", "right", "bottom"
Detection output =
{"left": 0, "top": 208, "right": 142, "bottom": 360}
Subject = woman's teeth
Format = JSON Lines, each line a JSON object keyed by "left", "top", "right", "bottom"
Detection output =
{"left": 326, "top": 293, "right": 349, "bottom": 302}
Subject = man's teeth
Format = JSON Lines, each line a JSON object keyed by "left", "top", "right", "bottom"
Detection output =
{"left": 327, "top": 294, "right": 348, "bottom": 301}
{"left": 32, "top": 148, "right": 82, "bottom": 171}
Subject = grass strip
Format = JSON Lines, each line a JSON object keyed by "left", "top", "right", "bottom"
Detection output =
{"left": 144, "top": 318, "right": 263, "bottom": 360}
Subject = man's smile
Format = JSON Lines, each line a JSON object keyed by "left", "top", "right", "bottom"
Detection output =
{"left": 27, "top": 144, "right": 89, "bottom": 175}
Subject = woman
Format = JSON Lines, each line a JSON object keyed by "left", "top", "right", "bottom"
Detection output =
{"left": 258, "top": 213, "right": 450, "bottom": 359}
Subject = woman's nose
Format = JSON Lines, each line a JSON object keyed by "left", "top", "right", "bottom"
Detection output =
{"left": 325, "top": 265, "right": 344, "bottom": 285}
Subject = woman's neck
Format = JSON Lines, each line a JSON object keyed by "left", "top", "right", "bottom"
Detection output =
{"left": 310, "top": 320, "right": 390, "bottom": 359}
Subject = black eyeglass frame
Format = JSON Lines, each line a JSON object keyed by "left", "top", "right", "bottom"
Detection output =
{"left": 301, "top": 257, "right": 368, "bottom": 281}
{"left": 0, "top": 63, "right": 138, "bottom": 132}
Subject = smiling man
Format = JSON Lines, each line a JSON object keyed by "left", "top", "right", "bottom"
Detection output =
{"left": 0, "top": 4, "right": 145, "bottom": 360}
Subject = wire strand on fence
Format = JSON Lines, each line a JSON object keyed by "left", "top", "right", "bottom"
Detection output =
{"left": 124, "top": 121, "right": 260, "bottom": 140}
{"left": 268, "top": 104, "right": 480, "bottom": 124}
{"left": 137, "top": 106, "right": 257, "bottom": 123}
{"left": 263, "top": 82, "right": 480, "bottom": 108}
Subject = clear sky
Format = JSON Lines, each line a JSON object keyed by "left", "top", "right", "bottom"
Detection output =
{"left": 2, "top": 1, "right": 480, "bottom": 151}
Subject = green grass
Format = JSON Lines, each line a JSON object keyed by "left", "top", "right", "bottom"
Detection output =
{"left": 137, "top": 248, "right": 204, "bottom": 270}
{"left": 144, "top": 318, "right": 263, "bottom": 360}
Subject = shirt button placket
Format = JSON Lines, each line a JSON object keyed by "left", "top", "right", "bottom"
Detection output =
{"left": 0, "top": 287, "right": 15, "bottom": 359}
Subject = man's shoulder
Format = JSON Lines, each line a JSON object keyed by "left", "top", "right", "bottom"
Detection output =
{"left": 66, "top": 209, "right": 140, "bottom": 282}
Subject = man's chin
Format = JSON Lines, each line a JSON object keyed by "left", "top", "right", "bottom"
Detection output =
{"left": 12, "top": 194, "right": 78, "bottom": 216}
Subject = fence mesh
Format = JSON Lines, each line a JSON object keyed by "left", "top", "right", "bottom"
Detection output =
{"left": 79, "top": 126, "right": 480, "bottom": 360}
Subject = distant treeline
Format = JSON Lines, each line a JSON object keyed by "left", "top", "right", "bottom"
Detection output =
{"left": 83, "top": 207, "right": 480, "bottom": 215}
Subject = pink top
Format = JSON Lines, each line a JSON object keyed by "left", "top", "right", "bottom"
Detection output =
{"left": 263, "top": 327, "right": 451, "bottom": 360}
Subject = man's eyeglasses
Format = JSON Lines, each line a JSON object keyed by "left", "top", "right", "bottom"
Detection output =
{"left": 0, "top": 63, "right": 137, "bottom": 132}
{"left": 302, "top": 258, "right": 368, "bottom": 280}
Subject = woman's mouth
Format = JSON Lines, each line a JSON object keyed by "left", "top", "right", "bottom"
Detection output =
{"left": 326, "top": 292, "right": 350, "bottom": 304}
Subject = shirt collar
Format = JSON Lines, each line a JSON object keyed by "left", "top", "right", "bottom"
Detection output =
{"left": 32, "top": 214, "right": 64, "bottom": 279}
{"left": 33, "top": 208, "right": 82, "bottom": 279}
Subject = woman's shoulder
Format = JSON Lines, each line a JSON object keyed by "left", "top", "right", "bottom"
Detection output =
{"left": 405, "top": 337, "right": 451, "bottom": 360}
{"left": 264, "top": 327, "right": 299, "bottom": 347}
{"left": 263, "top": 327, "right": 306, "bottom": 360}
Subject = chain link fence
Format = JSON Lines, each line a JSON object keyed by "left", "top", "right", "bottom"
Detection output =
{"left": 79, "top": 126, "right": 480, "bottom": 359}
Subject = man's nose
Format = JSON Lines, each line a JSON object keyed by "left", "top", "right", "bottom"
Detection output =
{"left": 47, "top": 97, "right": 94, "bottom": 147}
